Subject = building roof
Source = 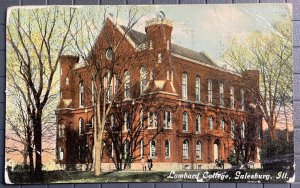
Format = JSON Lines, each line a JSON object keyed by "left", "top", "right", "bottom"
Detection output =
{"left": 120, "top": 25, "right": 217, "bottom": 67}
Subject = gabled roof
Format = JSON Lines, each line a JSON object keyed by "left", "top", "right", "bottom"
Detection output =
{"left": 119, "top": 25, "right": 217, "bottom": 67}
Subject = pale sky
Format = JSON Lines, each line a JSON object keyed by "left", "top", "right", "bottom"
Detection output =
{"left": 103, "top": 4, "right": 291, "bottom": 63}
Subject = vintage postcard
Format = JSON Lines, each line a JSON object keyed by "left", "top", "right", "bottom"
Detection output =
{"left": 5, "top": 4, "right": 293, "bottom": 184}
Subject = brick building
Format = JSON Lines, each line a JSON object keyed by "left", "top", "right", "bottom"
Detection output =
{"left": 56, "top": 15, "right": 262, "bottom": 171}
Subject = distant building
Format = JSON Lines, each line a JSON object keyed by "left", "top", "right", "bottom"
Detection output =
{"left": 56, "top": 15, "right": 262, "bottom": 171}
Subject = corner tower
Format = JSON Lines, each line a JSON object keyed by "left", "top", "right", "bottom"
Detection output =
{"left": 145, "top": 12, "right": 173, "bottom": 51}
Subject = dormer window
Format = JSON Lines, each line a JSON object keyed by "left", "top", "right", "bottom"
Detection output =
{"left": 65, "top": 77, "right": 69, "bottom": 86}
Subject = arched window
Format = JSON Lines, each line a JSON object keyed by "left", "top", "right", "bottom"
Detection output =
{"left": 196, "top": 141, "right": 202, "bottom": 159}
{"left": 110, "top": 114, "right": 114, "bottom": 128}
{"left": 150, "top": 140, "right": 156, "bottom": 158}
{"left": 165, "top": 140, "right": 170, "bottom": 158}
{"left": 182, "top": 73, "right": 188, "bottom": 99}
{"left": 183, "top": 140, "right": 189, "bottom": 158}
{"left": 220, "top": 118, "right": 225, "bottom": 130}
{"left": 196, "top": 114, "right": 201, "bottom": 132}
{"left": 140, "top": 66, "right": 147, "bottom": 95}
{"left": 124, "top": 111, "right": 130, "bottom": 131}
{"left": 183, "top": 112, "right": 188, "bottom": 131}
{"left": 241, "top": 122, "right": 245, "bottom": 139}
{"left": 196, "top": 76, "right": 200, "bottom": 101}
{"left": 208, "top": 80, "right": 213, "bottom": 103}
{"left": 231, "top": 120, "right": 235, "bottom": 138}
{"left": 79, "top": 81, "right": 84, "bottom": 107}
{"left": 209, "top": 116, "right": 213, "bottom": 130}
{"left": 79, "top": 118, "right": 84, "bottom": 135}
{"left": 124, "top": 70, "right": 130, "bottom": 99}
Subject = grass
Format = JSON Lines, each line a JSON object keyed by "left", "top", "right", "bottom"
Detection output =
{"left": 8, "top": 168, "right": 294, "bottom": 184}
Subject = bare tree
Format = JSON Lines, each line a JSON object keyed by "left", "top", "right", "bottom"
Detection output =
{"left": 222, "top": 12, "right": 292, "bottom": 141}
{"left": 65, "top": 6, "right": 173, "bottom": 175}
{"left": 6, "top": 7, "right": 76, "bottom": 176}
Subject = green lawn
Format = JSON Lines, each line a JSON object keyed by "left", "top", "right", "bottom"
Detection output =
{"left": 8, "top": 168, "right": 294, "bottom": 184}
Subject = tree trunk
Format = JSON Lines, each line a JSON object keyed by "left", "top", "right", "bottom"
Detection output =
{"left": 22, "top": 145, "right": 28, "bottom": 167}
{"left": 28, "top": 143, "right": 34, "bottom": 174}
{"left": 26, "top": 125, "right": 34, "bottom": 174}
{"left": 94, "top": 139, "right": 101, "bottom": 176}
{"left": 33, "top": 113, "right": 43, "bottom": 177}
{"left": 269, "top": 124, "right": 277, "bottom": 141}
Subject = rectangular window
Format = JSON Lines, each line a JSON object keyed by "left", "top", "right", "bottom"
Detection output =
{"left": 79, "top": 81, "right": 84, "bottom": 107}
{"left": 148, "top": 112, "right": 157, "bottom": 128}
{"left": 124, "top": 71, "right": 130, "bottom": 99}
{"left": 158, "top": 53, "right": 162, "bottom": 63}
{"left": 165, "top": 141, "right": 170, "bottom": 158}
{"left": 183, "top": 142, "right": 188, "bottom": 158}
{"left": 149, "top": 40, "right": 153, "bottom": 50}
{"left": 196, "top": 115, "right": 201, "bottom": 132}
{"left": 208, "top": 80, "right": 212, "bottom": 103}
{"left": 182, "top": 73, "right": 188, "bottom": 99}
{"left": 241, "top": 89, "right": 245, "bottom": 111}
{"left": 164, "top": 111, "right": 172, "bottom": 128}
{"left": 241, "top": 122, "right": 245, "bottom": 139}
{"left": 58, "top": 124, "right": 65, "bottom": 137}
{"left": 167, "top": 40, "right": 170, "bottom": 50}
{"left": 196, "top": 143, "right": 201, "bottom": 159}
{"left": 230, "top": 87, "right": 235, "bottom": 109}
{"left": 219, "top": 83, "right": 224, "bottom": 106}
{"left": 140, "top": 140, "right": 143, "bottom": 158}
